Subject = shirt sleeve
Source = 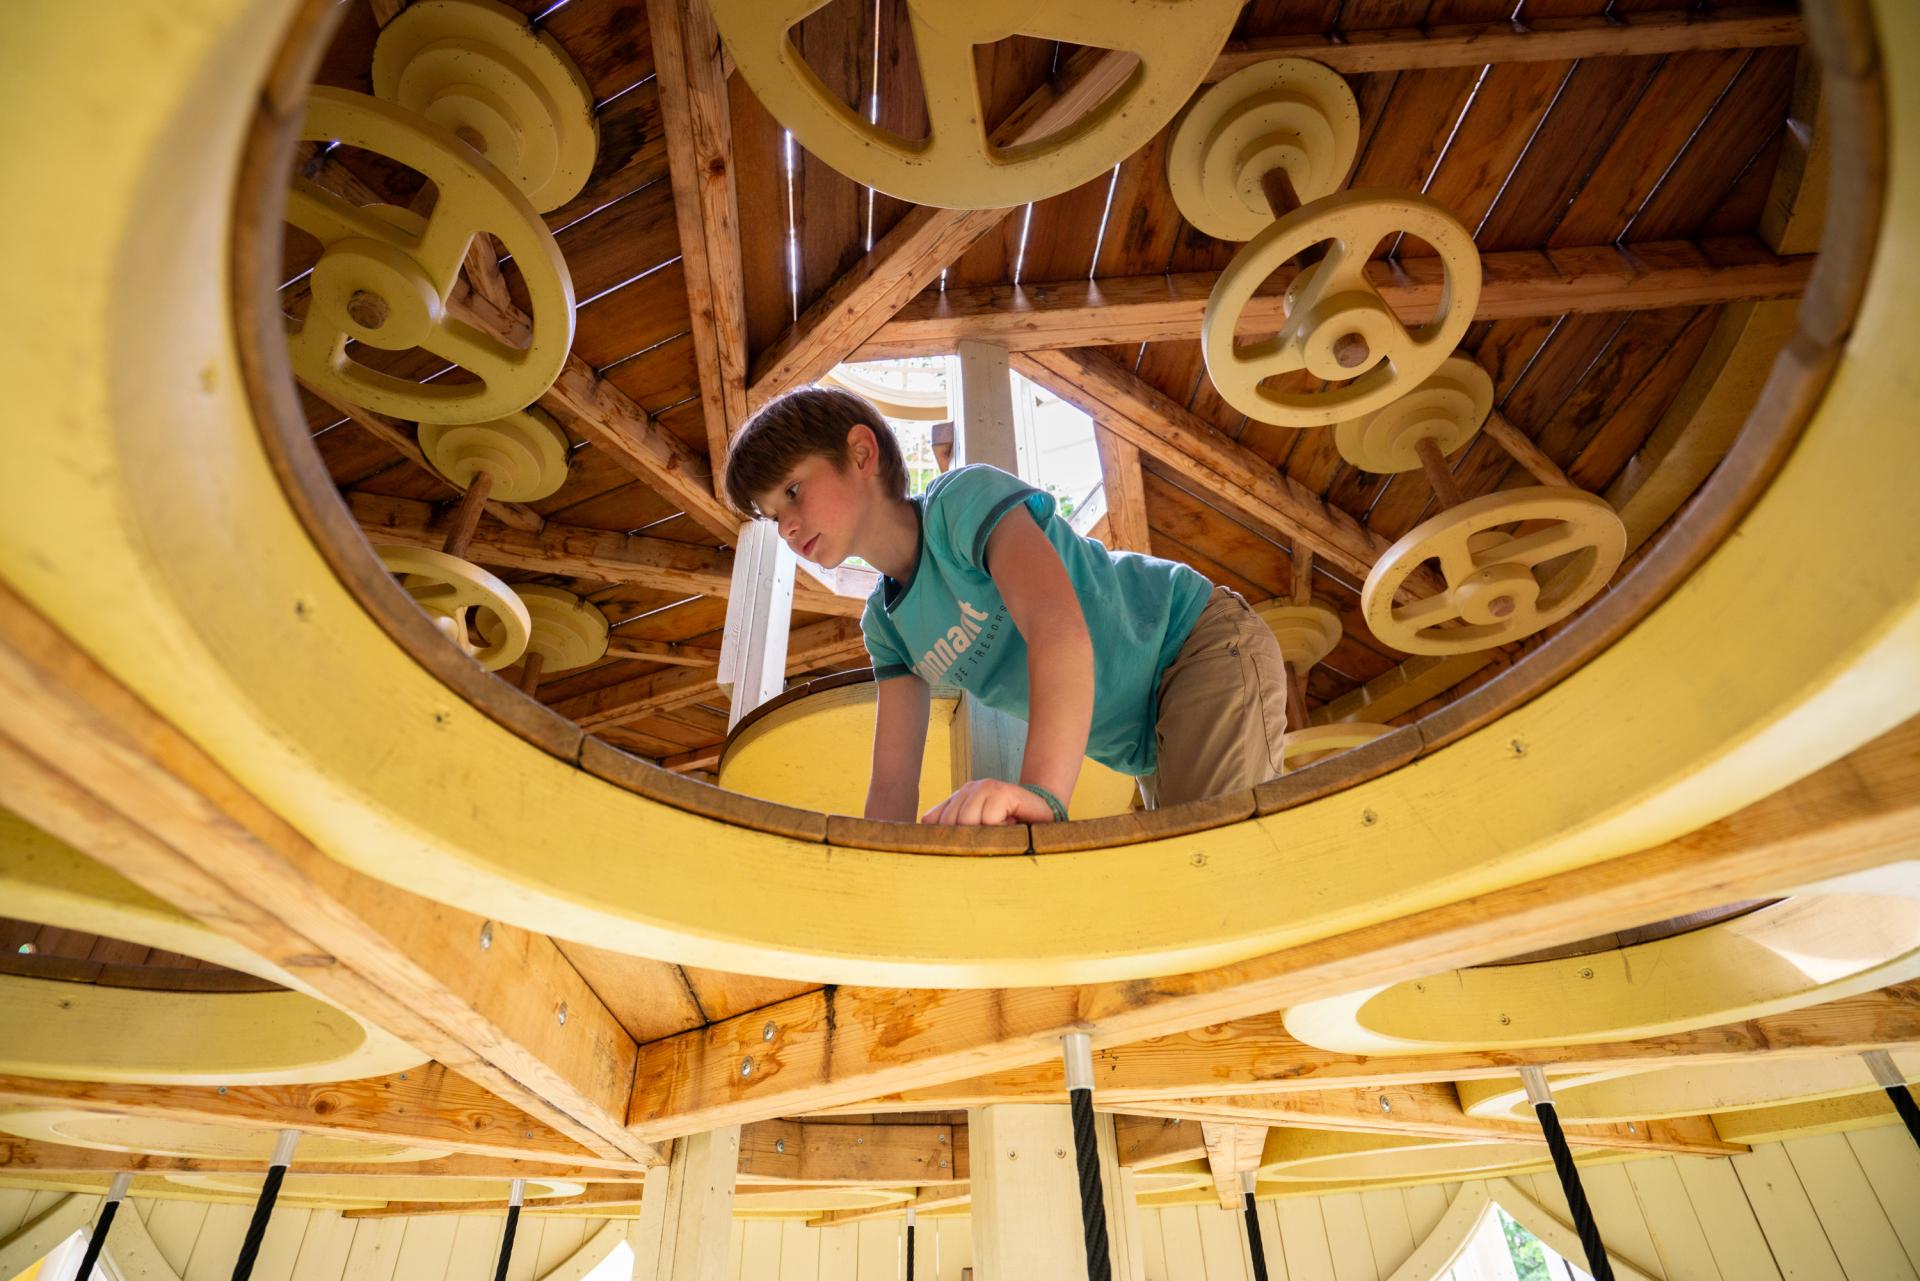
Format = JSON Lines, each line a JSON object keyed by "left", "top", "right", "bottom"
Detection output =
{"left": 860, "top": 597, "right": 915, "bottom": 682}
{"left": 933, "top": 465, "right": 1058, "bottom": 572}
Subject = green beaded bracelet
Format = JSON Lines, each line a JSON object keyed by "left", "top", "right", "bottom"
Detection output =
{"left": 1021, "top": 783, "right": 1069, "bottom": 823}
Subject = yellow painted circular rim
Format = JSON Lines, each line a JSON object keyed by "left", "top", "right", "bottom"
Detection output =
{"left": 0, "top": 1107, "right": 448, "bottom": 1163}
{"left": 167, "top": 1172, "right": 585, "bottom": 1201}
{"left": 1259, "top": 1130, "right": 1562, "bottom": 1184}
{"left": 1, "top": 0, "right": 1915, "bottom": 987}
{"left": 1284, "top": 894, "right": 1920, "bottom": 1054}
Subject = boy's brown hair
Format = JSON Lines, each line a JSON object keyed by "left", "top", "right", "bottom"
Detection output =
{"left": 723, "top": 386, "right": 909, "bottom": 517}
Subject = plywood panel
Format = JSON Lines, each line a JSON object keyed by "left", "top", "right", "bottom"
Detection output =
{"left": 1784, "top": 1134, "right": 1918, "bottom": 1281}
{"left": 1731, "top": 1145, "right": 1847, "bottom": 1281}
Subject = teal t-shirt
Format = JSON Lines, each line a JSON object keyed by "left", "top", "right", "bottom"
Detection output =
{"left": 860, "top": 465, "right": 1212, "bottom": 777}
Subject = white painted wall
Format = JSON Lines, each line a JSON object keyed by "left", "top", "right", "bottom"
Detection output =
{"left": 3, "top": 1128, "right": 1915, "bottom": 1281}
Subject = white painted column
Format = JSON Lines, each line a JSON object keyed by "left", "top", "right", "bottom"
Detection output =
{"left": 717, "top": 519, "right": 794, "bottom": 730}
{"left": 629, "top": 1128, "right": 740, "bottom": 1281}
{"left": 946, "top": 341, "right": 1031, "bottom": 786}
{"left": 968, "top": 1104, "right": 1084, "bottom": 1280}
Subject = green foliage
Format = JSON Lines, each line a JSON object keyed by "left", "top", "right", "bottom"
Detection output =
{"left": 1500, "top": 1208, "right": 1552, "bottom": 1281}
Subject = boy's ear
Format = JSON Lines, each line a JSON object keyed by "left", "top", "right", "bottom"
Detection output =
{"left": 846, "top": 424, "right": 876, "bottom": 474}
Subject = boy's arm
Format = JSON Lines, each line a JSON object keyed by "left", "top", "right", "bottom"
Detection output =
{"left": 921, "top": 511, "right": 1093, "bottom": 825}
{"left": 866, "top": 674, "right": 933, "bottom": 821}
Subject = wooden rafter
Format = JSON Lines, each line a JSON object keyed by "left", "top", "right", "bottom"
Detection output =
{"left": 738, "top": 1120, "right": 966, "bottom": 1185}
{"left": 1200, "top": 1123, "right": 1265, "bottom": 1209}
{"left": 622, "top": 716, "right": 1920, "bottom": 1139}
{"left": 552, "top": 616, "right": 866, "bottom": 731}
{"left": 0, "top": 586, "right": 658, "bottom": 1168}
{"left": 1207, "top": 5, "right": 1803, "bottom": 78}
{"left": 1091, "top": 428, "right": 1151, "bottom": 555}
{"left": 1014, "top": 347, "right": 1416, "bottom": 586}
{"left": 744, "top": 46, "right": 1143, "bottom": 409}
{"left": 0, "top": 1067, "right": 633, "bottom": 1168}
{"left": 649, "top": 0, "right": 750, "bottom": 486}
{"left": 856, "top": 240, "right": 1815, "bottom": 361}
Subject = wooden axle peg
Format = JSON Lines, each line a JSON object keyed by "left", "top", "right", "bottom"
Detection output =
{"left": 1262, "top": 167, "right": 1302, "bottom": 221}
{"left": 1333, "top": 332, "right": 1373, "bottom": 371}
{"left": 346, "top": 289, "right": 391, "bottom": 331}
{"left": 1413, "top": 434, "right": 1466, "bottom": 510}
{"left": 518, "top": 649, "right": 545, "bottom": 695}
{"left": 441, "top": 467, "right": 494, "bottom": 559}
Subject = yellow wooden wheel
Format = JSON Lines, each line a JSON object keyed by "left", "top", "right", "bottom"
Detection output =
{"left": 482, "top": 584, "right": 609, "bottom": 674}
{"left": 417, "top": 407, "right": 571, "bottom": 502}
{"left": 1281, "top": 722, "right": 1392, "bottom": 768}
{"left": 1456, "top": 1052, "right": 1920, "bottom": 1124}
{"left": 1254, "top": 602, "right": 1342, "bottom": 671}
{"left": 289, "top": 87, "right": 574, "bottom": 423}
{"left": 1334, "top": 355, "right": 1492, "bottom": 474}
{"left": 372, "top": 0, "right": 598, "bottom": 212}
{"left": 1, "top": 0, "right": 1916, "bottom": 986}
{"left": 375, "top": 544, "right": 532, "bottom": 671}
{"left": 1166, "top": 57, "right": 1361, "bottom": 242}
{"left": 0, "top": 1109, "right": 444, "bottom": 1163}
{"left": 1361, "top": 489, "right": 1627, "bottom": 655}
{"left": 709, "top": 0, "right": 1243, "bottom": 209}
{"left": 1202, "top": 192, "right": 1481, "bottom": 427}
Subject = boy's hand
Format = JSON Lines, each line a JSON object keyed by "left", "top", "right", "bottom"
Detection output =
{"left": 921, "top": 779, "right": 1055, "bottom": 826}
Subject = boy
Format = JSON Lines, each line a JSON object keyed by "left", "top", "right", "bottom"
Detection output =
{"left": 725, "top": 385, "right": 1289, "bottom": 826}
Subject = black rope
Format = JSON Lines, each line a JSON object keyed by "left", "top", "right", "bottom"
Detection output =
{"left": 492, "top": 1201, "right": 524, "bottom": 1281}
{"left": 1068, "top": 1086, "right": 1112, "bottom": 1281}
{"left": 228, "top": 1162, "right": 289, "bottom": 1281}
{"left": 73, "top": 1194, "right": 123, "bottom": 1280}
{"left": 1885, "top": 1080, "right": 1920, "bottom": 1150}
{"left": 904, "top": 1219, "right": 915, "bottom": 1281}
{"left": 1241, "top": 1190, "right": 1270, "bottom": 1281}
{"left": 1531, "top": 1100, "right": 1615, "bottom": 1281}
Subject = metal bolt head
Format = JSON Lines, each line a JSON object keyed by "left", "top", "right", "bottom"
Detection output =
{"left": 1361, "top": 809, "right": 1378, "bottom": 827}
{"left": 1055, "top": 1148, "right": 1067, "bottom": 1160}
{"left": 1008, "top": 1150, "right": 1018, "bottom": 1161}
{"left": 479, "top": 922, "right": 493, "bottom": 951}
{"left": 1378, "top": 1095, "right": 1391, "bottom": 1113}
{"left": 1498, "top": 1013, "right": 1512, "bottom": 1025}
{"left": 16, "top": 942, "right": 35, "bottom": 955}
{"left": 763, "top": 1021, "right": 777, "bottom": 1042}
{"left": 740, "top": 1057, "right": 754, "bottom": 1078}
{"left": 217, "top": 1086, "right": 228, "bottom": 1095}
{"left": 775, "top": 1139, "right": 786, "bottom": 1154}
{"left": 556, "top": 1002, "right": 568, "bottom": 1026}
{"left": 1627, "top": 1123, "right": 1637, "bottom": 1134}
{"left": 939, "top": 1158, "right": 948, "bottom": 1168}
{"left": 1579, "top": 967, "right": 1594, "bottom": 979}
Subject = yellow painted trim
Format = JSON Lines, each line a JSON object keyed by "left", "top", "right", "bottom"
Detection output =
{"left": 0, "top": 1108, "right": 447, "bottom": 1164}
{"left": 0, "top": 0, "right": 1916, "bottom": 986}
{"left": 1457, "top": 1051, "right": 1920, "bottom": 1124}
{"left": 164, "top": 1172, "right": 584, "bottom": 1203}
{"left": 1284, "top": 893, "right": 1920, "bottom": 1054}
{"left": 0, "top": 811, "right": 425, "bottom": 1083}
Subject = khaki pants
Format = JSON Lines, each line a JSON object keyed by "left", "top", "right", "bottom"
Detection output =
{"left": 1138, "top": 587, "right": 1290, "bottom": 809}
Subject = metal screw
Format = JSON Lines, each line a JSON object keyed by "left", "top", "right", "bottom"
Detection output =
{"left": 15, "top": 943, "right": 34, "bottom": 955}
{"left": 1627, "top": 1123, "right": 1637, "bottom": 1134}
{"left": 740, "top": 1057, "right": 754, "bottom": 1078}
{"left": 939, "top": 1158, "right": 948, "bottom": 1168}
{"left": 556, "top": 1003, "right": 568, "bottom": 1026}
{"left": 1414, "top": 983, "right": 1425, "bottom": 993}
{"left": 775, "top": 1139, "right": 786, "bottom": 1154}
{"left": 1498, "top": 1013, "right": 1511, "bottom": 1025}
{"left": 1008, "top": 1150, "right": 1018, "bottom": 1161}
{"left": 479, "top": 922, "right": 493, "bottom": 951}
{"left": 1378, "top": 1095, "right": 1391, "bottom": 1114}
{"left": 938, "top": 1134, "right": 948, "bottom": 1143}
{"left": 1510, "top": 738, "right": 1528, "bottom": 757}
{"left": 1191, "top": 852, "right": 1208, "bottom": 868}
{"left": 218, "top": 1086, "right": 228, "bottom": 1095}
{"left": 1361, "top": 809, "right": 1377, "bottom": 827}
{"left": 856, "top": 1137, "right": 865, "bottom": 1146}
{"left": 763, "top": 1022, "right": 777, "bottom": 1042}
{"left": 399, "top": 1073, "right": 408, "bottom": 1081}
{"left": 1579, "top": 967, "right": 1594, "bottom": 979}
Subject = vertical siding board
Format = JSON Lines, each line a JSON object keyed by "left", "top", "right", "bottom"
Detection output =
{"left": 779, "top": 1218, "right": 823, "bottom": 1281}
{"left": 1276, "top": 1199, "right": 1337, "bottom": 1281}
{"left": 1731, "top": 1145, "right": 1847, "bottom": 1281}
{"left": 1577, "top": 1165, "right": 1666, "bottom": 1279}
{"left": 532, "top": 1214, "right": 587, "bottom": 1278}
{"left": 0, "top": 1188, "right": 37, "bottom": 1239}
{"left": 1358, "top": 1189, "right": 1415, "bottom": 1279}
{"left": 931, "top": 1217, "right": 970, "bottom": 1281}
{"left": 289, "top": 1210, "right": 356, "bottom": 1281}
{"left": 1256, "top": 1202, "right": 1292, "bottom": 1281}
{"left": 144, "top": 1199, "right": 212, "bottom": 1277}
{"left": 739, "top": 1220, "right": 783, "bottom": 1281}
{"left": 817, "top": 1222, "right": 856, "bottom": 1281}
{"left": 389, "top": 1214, "right": 458, "bottom": 1281}
{"left": 1671, "top": 1157, "right": 1784, "bottom": 1281}
{"left": 1139, "top": 1205, "right": 1170, "bottom": 1280}
{"left": 340, "top": 1215, "right": 406, "bottom": 1281}
{"left": 1783, "top": 1134, "right": 1918, "bottom": 1281}
{"left": 854, "top": 1218, "right": 897, "bottom": 1281}
{"left": 246, "top": 1205, "right": 313, "bottom": 1281}
{"left": 500, "top": 1212, "right": 545, "bottom": 1281}
{"left": 1400, "top": 1185, "right": 1450, "bottom": 1245}
{"left": 1194, "top": 1201, "right": 1252, "bottom": 1280}
{"left": 1158, "top": 1206, "right": 1206, "bottom": 1280}
{"left": 1316, "top": 1194, "right": 1377, "bottom": 1281}
{"left": 445, "top": 1215, "right": 505, "bottom": 1281}
{"left": 1845, "top": 1126, "right": 1920, "bottom": 1271}
{"left": 1624, "top": 1160, "right": 1723, "bottom": 1281}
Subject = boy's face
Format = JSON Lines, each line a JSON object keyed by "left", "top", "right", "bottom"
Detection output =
{"left": 752, "top": 447, "right": 871, "bottom": 569}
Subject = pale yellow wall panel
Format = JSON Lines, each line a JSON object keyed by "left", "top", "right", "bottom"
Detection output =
{"left": 1315, "top": 1193, "right": 1375, "bottom": 1281}
{"left": 1782, "top": 1134, "right": 1918, "bottom": 1281}
{"left": 182, "top": 1202, "right": 252, "bottom": 1281}
{"left": 288, "top": 1211, "right": 357, "bottom": 1281}
{"left": 1621, "top": 1161, "right": 1721, "bottom": 1281}
{"left": 1669, "top": 1157, "right": 1781, "bottom": 1281}
{"left": 816, "top": 1223, "right": 855, "bottom": 1281}
{"left": 1357, "top": 1188, "right": 1414, "bottom": 1280}
{"left": 145, "top": 1198, "right": 211, "bottom": 1277}
{"left": 249, "top": 1206, "right": 314, "bottom": 1281}
{"left": 739, "top": 1219, "right": 782, "bottom": 1281}
{"left": 1842, "top": 1127, "right": 1920, "bottom": 1271}
{"left": 447, "top": 1216, "right": 509, "bottom": 1281}
{"left": 532, "top": 1215, "right": 586, "bottom": 1279}
{"left": 930, "top": 1218, "right": 970, "bottom": 1281}
{"left": 854, "top": 1219, "right": 896, "bottom": 1281}
{"left": 0, "top": 1188, "right": 35, "bottom": 1240}
{"left": 1157, "top": 1206, "right": 1206, "bottom": 1281}
{"left": 1252, "top": 1202, "right": 1290, "bottom": 1281}
{"left": 1192, "top": 1200, "right": 1250, "bottom": 1280}
{"left": 778, "top": 1219, "right": 822, "bottom": 1281}
{"left": 390, "top": 1214, "right": 460, "bottom": 1281}
{"left": 1730, "top": 1145, "right": 1846, "bottom": 1281}
{"left": 727, "top": 1220, "right": 746, "bottom": 1281}
{"left": 1275, "top": 1199, "right": 1337, "bottom": 1281}
{"left": 340, "top": 1215, "right": 406, "bottom": 1281}
{"left": 1562, "top": 1166, "right": 1666, "bottom": 1279}
{"left": 1138, "top": 1202, "right": 1169, "bottom": 1281}
{"left": 1398, "top": 1185, "right": 1450, "bottom": 1246}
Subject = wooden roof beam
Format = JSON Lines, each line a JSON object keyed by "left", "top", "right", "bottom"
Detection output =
{"left": 1014, "top": 347, "right": 1413, "bottom": 587}
{"left": 737, "top": 1119, "right": 966, "bottom": 1186}
{"left": 858, "top": 239, "right": 1815, "bottom": 360}
{"left": 745, "top": 46, "right": 1143, "bottom": 410}
{"left": 649, "top": 0, "right": 750, "bottom": 487}
{"left": 1137, "top": 1084, "right": 1744, "bottom": 1158}
{"left": 0, "top": 589, "right": 659, "bottom": 1167}
{"left": 623, "top": 715, "right": 1920, "bottom": 1140}
{"left": 347, "top": 490, "right": 751, "bottom": 602}
{"left": 1209, "top": 5, "right": 1803, "bottom": 78}
{"left": 0, "top": 1067, "right": 642, "bottom": 1169}
{"left": 1200, "top": 1122, "right": 1266, "bottom": 1209}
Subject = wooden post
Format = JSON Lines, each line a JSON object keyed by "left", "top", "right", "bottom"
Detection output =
{"left": 947, "top": 339, "right": 1031, "bottom": 788}
{"left": 968, "top": 1105, "right": 1086, "bottom": 1280}
{"left": 717, "top": 520, "right": 794, "bottom": 730}
{"left": 630, "top": 1129, "right": 739, "bottom": 1281}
